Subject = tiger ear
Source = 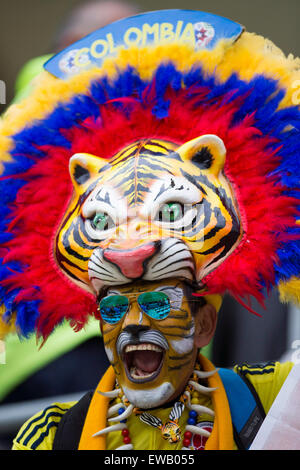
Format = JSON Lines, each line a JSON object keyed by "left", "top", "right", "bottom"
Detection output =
{"left": 177, "top": 134, "right": 226, "bottom": 176}
{"left": 69, "top": 153, "right": 110, "bottom": 192}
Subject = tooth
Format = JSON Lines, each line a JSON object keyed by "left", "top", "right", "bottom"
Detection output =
{"left": 124, "top": 343, "right": 163, "bottom": 354}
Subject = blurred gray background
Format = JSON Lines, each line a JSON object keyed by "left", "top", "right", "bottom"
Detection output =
{"left": 0, "top": 0, "right": 299, "bottom": 105}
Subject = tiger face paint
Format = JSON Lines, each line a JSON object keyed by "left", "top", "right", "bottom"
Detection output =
{"left": 100, "top": 279, "right": 206, "bottom": 409}
{"left": 55, "top": 135, "right": 242, "bottom": 295}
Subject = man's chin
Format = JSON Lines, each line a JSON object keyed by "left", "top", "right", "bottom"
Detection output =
{"left": 122, "top": 382, "right": 175, "bottom": 409}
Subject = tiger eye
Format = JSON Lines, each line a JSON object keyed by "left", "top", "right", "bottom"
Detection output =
{"left": 159, "top": 202, "right": 182, "bottom": 223}
{"left": 92, "top": 212, "right": 110, "bottom": 230}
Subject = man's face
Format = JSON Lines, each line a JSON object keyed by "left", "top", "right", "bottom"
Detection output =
{"left": 100, "top": 279, "right": 201, "bottom": 409}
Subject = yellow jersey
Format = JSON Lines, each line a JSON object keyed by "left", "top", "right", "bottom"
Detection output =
{"left": 12, "top": 360, "right": 293, "bottom": 451}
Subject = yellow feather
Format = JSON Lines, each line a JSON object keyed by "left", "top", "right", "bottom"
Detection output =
{"left": 278, "top": 278, "right": 300, "bottom": 306}
{"left": 216, "top": 32, "right": 300, "bottom": 109}
{"left": 0, "top": 305, "right": 17, "bottom": 339}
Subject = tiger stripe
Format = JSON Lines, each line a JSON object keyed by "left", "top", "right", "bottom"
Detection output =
{"left": 236, "top": 362, "right": 276, "bottom": 377}
{"left": 168, "top": 358, "right": 194, "bottom": 371}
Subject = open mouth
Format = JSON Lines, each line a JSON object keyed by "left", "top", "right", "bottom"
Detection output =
{"left": 123, "top": 343, "right": 165, "bottom": 383}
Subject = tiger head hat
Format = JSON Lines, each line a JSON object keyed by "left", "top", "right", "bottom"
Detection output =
{"left": 0, "top": 10, "right": 299, "bottom": 340}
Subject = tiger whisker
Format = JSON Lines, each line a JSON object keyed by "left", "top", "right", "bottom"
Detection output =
{"left": 151, "top": 259, "right": 194, "bottom": 275}
{"left": 150, "top": 249, "right": 192, "bottom": 271}
{"left": 88, "top": 264, "right": 116, "bottom": 277}
{"left": 88, "top": 267, "right": 118, "bottom": 280}
{"left": 89, "top": 258, "right": 112, "bottom": 274}
{"left": 159, "top": 240, "right": 185, "bottom": 255}
{"left": 149, "top": 268, "right": 193, "bottom": 280}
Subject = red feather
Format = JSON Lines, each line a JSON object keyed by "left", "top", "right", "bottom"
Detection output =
{"left": 2, "top": 89, "right": 297, "bottom": 338}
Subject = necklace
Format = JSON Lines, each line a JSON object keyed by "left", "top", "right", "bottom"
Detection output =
{"left": 94, "top": 361, "right": 218, "bottom": 450}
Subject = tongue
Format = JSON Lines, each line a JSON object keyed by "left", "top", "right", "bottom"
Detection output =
{"left": 133, "top": 350, "right": 162, "bottom": 374}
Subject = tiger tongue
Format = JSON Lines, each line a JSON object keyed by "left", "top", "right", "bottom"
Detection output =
{"left": 133, "top": 350, "right": 162, "bottom": 374}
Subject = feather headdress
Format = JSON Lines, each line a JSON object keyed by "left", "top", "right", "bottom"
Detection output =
{"left": 0, "top": 10, "right": 299, "bottom": 339}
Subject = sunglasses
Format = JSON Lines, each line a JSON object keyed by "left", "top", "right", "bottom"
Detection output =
{"left": 99, "top": 291, "right": 172, "bottom": 324}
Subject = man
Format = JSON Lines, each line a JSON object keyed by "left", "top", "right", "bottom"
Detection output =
{"left": 11, "top": 279, "right": 293, "bottom": 450}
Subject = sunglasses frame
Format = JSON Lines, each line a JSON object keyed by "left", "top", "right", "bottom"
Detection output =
{"left": 99, "top": 291, "right": 172, "bottom": 324}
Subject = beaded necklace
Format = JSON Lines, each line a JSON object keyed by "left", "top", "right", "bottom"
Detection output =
{"left": 94, "top": 361, "right": 218, "bottom": 450}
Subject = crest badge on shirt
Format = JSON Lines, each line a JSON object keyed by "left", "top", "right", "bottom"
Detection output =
{"left": 188, "top": 421, "right": 214, "bottom": 450}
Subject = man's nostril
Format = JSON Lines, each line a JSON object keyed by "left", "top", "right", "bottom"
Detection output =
{"left": 123, "top": 324, "right": 150, "bottom": 338}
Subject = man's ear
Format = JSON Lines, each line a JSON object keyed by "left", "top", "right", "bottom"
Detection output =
{"left": 194, "top": 303, "right": 217, "bottom": 348}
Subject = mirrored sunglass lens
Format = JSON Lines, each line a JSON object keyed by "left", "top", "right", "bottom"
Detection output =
{"left": 138, "top": 292, "right": 170, "bottom": 320}
{"left": 99, "top": 295, "right": 129, "bottom": 324}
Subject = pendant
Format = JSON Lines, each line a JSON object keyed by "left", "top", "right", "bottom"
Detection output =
{"left": 139, "top": 401, "right": 184, "bottom": 444}
{"left": 161, "top": 419, "right": 181, "bottom": 443}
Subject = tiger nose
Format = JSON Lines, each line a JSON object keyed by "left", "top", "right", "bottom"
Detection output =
{"left": 102, "top": 240, "right": 161, "bottom": 279}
